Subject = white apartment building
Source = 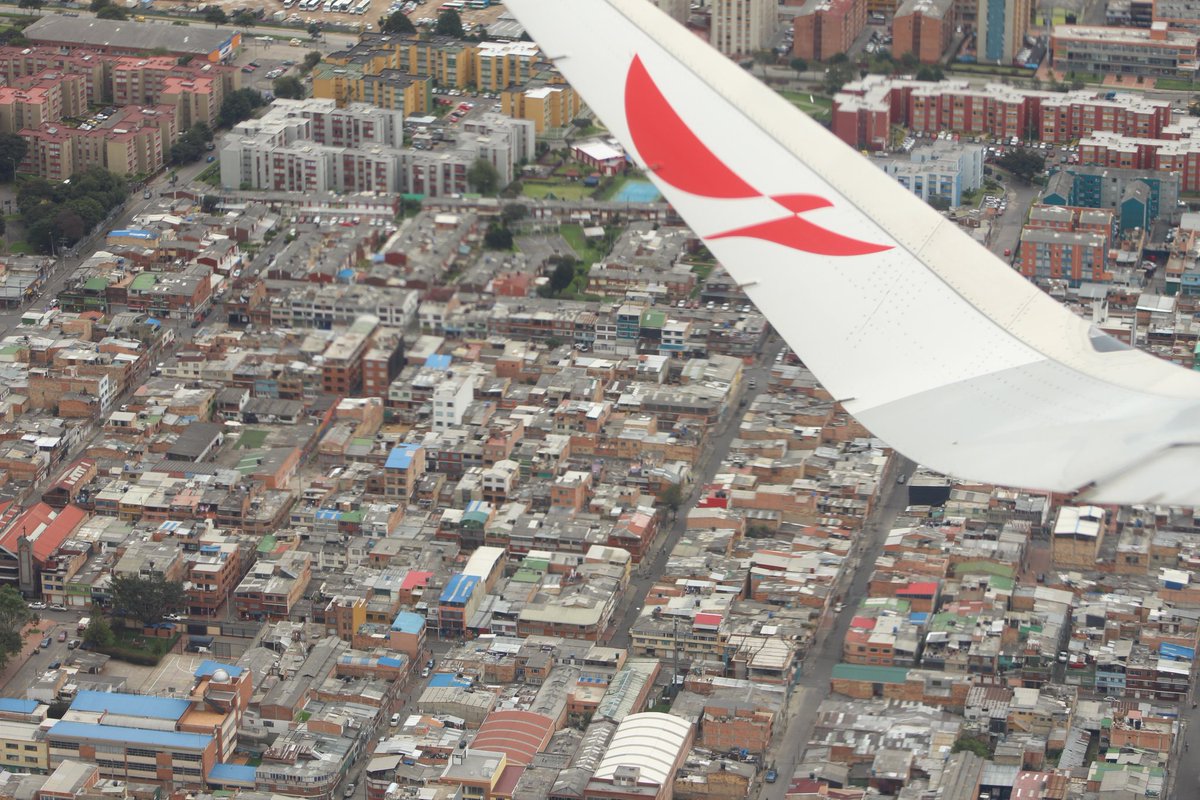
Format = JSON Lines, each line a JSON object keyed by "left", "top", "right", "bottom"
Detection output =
{"left": 710, "top": 0, "right": 775, "bottom": 56}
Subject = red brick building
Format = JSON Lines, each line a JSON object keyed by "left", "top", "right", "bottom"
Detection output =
{"left": 792, "top": 0, "right": 866, "bottom": 61}
{"left": 892, "top": 0, "right": 954, "bottom": 64}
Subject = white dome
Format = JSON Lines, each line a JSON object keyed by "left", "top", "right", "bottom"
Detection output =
{"left": 211, "top": 668, "right": 230, "bottom": 683}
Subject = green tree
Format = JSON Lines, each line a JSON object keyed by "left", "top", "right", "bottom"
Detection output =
{"left": 231, "top": 9, "right": 257, "bottom": 26}
{"left": 915, "top": 65, "right": 944, "bottom": 82}
{"left": 898, "top": 51, "right": 919, "bottom": 71}
{"left": 483, "top": 223, "right": 513, "bottom": 250}
{"left": 96, "top": 5, "right": 128, "bottom": 20}
{"left": 302, "top": 51, "right": 322, "bottom": 74}
{"left": 17, "top": 0, "right": 44, "bottom": 10}
{"left": 952, "top": 735, "right": 990, "bottom": 758}
{"left": 204, "top": 5, "right": 227, "bottom": 24}
{"left": 548, "top": 255, "right": 576, "bottom": 293}
{"left": 435, "top": 8, "right": 463, "bottom": 37}
{"left": 467, "top": 158, "right": 500, "bottom": 195}
{"left": 0, "top": 587, "right": 33, "bottom": 670}
{"left": 217, "top": 88, "right": 265, "bottom": 128}
{"left": 823, "top": 62, "right": 856, "bottom": 94}
{"left": 201, "top": 194, "right": 220, "bottom": 213}
{"left": 307, "top": 22, "right": 321, "bottom": 39}
{"left": 0, "top": 133, "right": 27, "bottom": 181}
{"left": 501, "top": 202, "right": 528, "bottom": 226}
{"left": 110, "top": 575, "right": 186, "bottom": 627}
{"left": 996, "top": 148, "right": 1045, "bottom": 184}
{"left": 83, "top": 616, "right": 116, "bottom": 649}
{"left": 380, "top": 8, "right": 415, "bottom": 34}
{"left": 657, "top": 483, "right": 684, "bottom": 516}
{"left": 789, "top": 57, "right": 807, "bottom": 76}
{"left": 273, "top": 75, "right": 304, "bottom": 99}
{"left": 88, "top": 0, "right": 109, "bottom": 10}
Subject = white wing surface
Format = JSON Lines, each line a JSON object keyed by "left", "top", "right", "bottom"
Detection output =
{"left": 505, "top": 0, "right": 1200, "bottom": 504}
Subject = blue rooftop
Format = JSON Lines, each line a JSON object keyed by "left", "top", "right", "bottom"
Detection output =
{"left": 391, "top": 611, "right": 424, "bottom": 634}
{"left": 48, "top": 721, "right": 212, "bottom": 750}
{"left": 1160, "top": 643, "right": 1195, "bottom": 661}
{"left": 208, "top": 763, "right": 257, "bottom": 784}
{"left": 108, "top": 229, "right": 155, "bottom": 239}
{"left": 425, "top": 354, "right": 452, "bottom": 370}
{"left": 194, "top": 660, "right": 245, "bottom": 680}
{"left": 385, "top": 443, "right": 421, "bottom": 471}
{"left": 428, "top": 672, "right": 472, "bottom": 689}
{"left": 0, "top": 698, "right": 38, "bottom": 715}
{"left": 70, "top": 691, "right": 189, "bottom": 720}
{"left": 440, "top": 574, "right": 480, "bottom": 605}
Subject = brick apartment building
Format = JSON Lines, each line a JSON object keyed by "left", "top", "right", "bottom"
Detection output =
{"left": 792, "top": 0, "right": 867, "bottom": 61}
{"left": 1018, "top": 204, "right": 1115, "bottom": 284}
{"left": 892, "top": 0, "right": 954, "bottom": 64}
{"left": 832, "top": 74, "right": 1174, "bottom": 151}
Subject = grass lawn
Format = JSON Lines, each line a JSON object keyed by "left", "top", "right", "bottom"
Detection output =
{"left": 690, "top": 262, "right": 715, "bottom": 281}
{"left": 559, "top": 223, "right": 609, "bottom": 266}
{"left": 1051, "top": 7, "right": 1069, "bottom": 24}
{"left": 103, "top": 627, "right": 180, "bottom": 666}
{"left": 7, "top": 241, "right": 35, "bottom": 255}
{"left": 778, "top": 90, "right": 832, "bottom": 121}
{"left": 196, "top": 163, "right": 221, "bottom": 188}
{"left": 237, "top": 429, "right": 269, "bottom": 449}
{"left": 522, "top": 181, "right": 593, "bottom": 201}
{"left": 1156, "top": 78, "right": 1197, "bottom": 91}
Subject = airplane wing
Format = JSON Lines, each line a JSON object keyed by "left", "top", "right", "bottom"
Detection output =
{"left": 504, "top": 0, "right": 1200, "bottom": 505}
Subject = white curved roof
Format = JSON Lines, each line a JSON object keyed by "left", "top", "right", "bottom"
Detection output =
{"left": 593, "top": 712, "right": 692, "bottom": 786}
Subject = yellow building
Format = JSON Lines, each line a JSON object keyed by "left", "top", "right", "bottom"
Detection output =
{"left": 473, "top": 41, "right": 540, "bottom": 92}
{"left": 311, "top": 62, "right": 430, "bottom": 113}
{"left": 0, "top": 720, "right": 49, "bottom": 773}
{"left": 501, "top": 83, "right": 583, "bottom": 134}
{"left": 327, "top": 34, "right": 477, "bottom": 89}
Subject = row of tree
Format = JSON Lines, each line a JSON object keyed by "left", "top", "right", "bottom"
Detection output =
{"left": 380, "top": 7, "right": 464, "bottom": 37}
{"left": 16, "top": 167, "right": 132, "bottom": 254}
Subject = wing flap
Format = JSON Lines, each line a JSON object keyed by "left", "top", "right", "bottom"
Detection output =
{"left": 506, "top": 0, "right": 1200, "bottom": 501}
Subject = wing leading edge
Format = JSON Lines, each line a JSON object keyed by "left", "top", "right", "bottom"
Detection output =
{"left": 505, "top": 0, "right": 1200, "bottom": 504}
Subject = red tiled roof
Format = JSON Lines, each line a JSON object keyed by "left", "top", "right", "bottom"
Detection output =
{"left": 898, "top": 581, "right": 939, "bottom": 596}
{"left": 849, "top": 616, "right": 876, "bottom": 630}
{"left": 0, "top": 503, "right": 86, "bottom": 563}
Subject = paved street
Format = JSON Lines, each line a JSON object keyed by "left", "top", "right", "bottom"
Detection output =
{"left": 759, "top": 453, "right": 914, "bottom": 799}
{"left": 609, "top": 335, "right": 784, "bottom": 651}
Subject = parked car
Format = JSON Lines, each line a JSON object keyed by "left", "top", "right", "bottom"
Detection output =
{"left": 48, "top": 604, "right": 66, "bottom": 612}
{"left": 39, "top": 637, "right": 51, "bottom": 649}
{"left": 765, "top": 769, "right": 778, "bottom": 784}
{"left": 57, "top": 631, "right": 67, "bottom": 642}
{"left": 48, "top": 661, "right": 60, "bottom": 670}
{"left": 68, "top": 639, "right": 81, "bottom": 650}
{"left": 28, "top": 601, "right": 46, "bottom": 610}
{"left": 342, "top": 784, "right": 355, "bottom": 798}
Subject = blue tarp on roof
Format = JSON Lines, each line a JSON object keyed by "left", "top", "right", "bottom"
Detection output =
{"left": 428, "top": 672, "right": 472, "bottom": 688}
{"left": 379, "top": 656, "right": 404, "bottom": 668}
{"left": 439, "top": 574, "right": 479, "bottom": 605}
{"left": 207, "top": 763, "right": 257, "bottom": 784}
{"left": 48, "top": 720, "right": 212, "bottom": 750}
{"left": 425, "top": 354, "right": 451, "bottom": 370}
{"left": 391, "top": 610, "right": 424, "bottom": 634}
{"left": 386, "top": 443, "right": 421, "bottom": 470}
{"left": 108, "top": 229, "right": 155, "bottom": 240}
{"left": 1160, "top": 643, "right": 1195, "bottom": 661}
{"left": 194, "top": 660, "right": 245, "bottom": 679}
{"left": 70, "top": 691, "right": 189, "bottom": 720}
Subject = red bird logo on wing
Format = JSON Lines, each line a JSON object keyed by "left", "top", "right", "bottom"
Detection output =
{"left": 623, "top": 56, "right": 892, "bottom": 258}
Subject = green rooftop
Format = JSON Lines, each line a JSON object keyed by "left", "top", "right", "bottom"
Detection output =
{"left": 130, "top": 273, "right": 157, "bottom": 291}
{"left": 831, "top": 663, "right": 909, "bottom": 684}
{"left": 952, "top": 561, "right": 1015, "bottom": 579}
{"left": 83, "top": 276, "right": 108, "bottom": 292}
